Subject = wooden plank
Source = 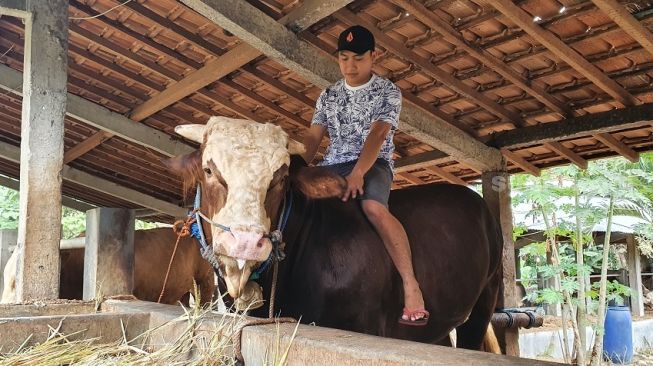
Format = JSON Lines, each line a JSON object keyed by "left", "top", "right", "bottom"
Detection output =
{"left": 394, "top": 150, "right": 449, "bottom": 173}
{"left": 481, "top": 171, "right": 519, "bottom": 357}
{"left": 123, "top": 0, "right": 227, "bottom": 56}
{"left": 220, "top": 78, "right": 309, "bottom": 127}
{"left": 500, "top": 149, "right": 541, "bottom": 176}
{"left": 0, "top": 63, "right": 195, "bottom": 158}
{"left": 180, "top": 0, "right": 504, "bottom": 172}
{"left": 399, "top": 171, "right": 425, "bottom": 185}
{"left": 334, "top": 9, "right": 525, "bottom": 126}
{"left": 242, "top": 64, "right": 315, "bottom": 107}
{"left": 594, "top": 132, "right": 640, "bottom": 162}
{"left": 424, "top": 165, "right": 468, "bottom": 185}
{"left": 0, "top": 141, "right": 187, "bottom": 217}
{"left": 487, "top": 103, "right": 653, "bottom": 149}
{"left": 129, "top": 43, "right": 260, "bottom": 121}
{"left": 592, "top": 0, "right": 653, "bottom": 58}
{"left": 491, "top": 0, "right": 641, "bottom": 107}
{"left": 70, "top": 0, "right": 203, "bottom": 69}
{"left": 391, "top": 0, "right": 571, "bottom": 118}
{"left": 279, "top": 0, "right": 353, "bottom": 33}
{"left": 626, "top": 234, "right": 645, "bottom": 317}
{"left": 64, "top": 130, "right": 113, "bottom": 164}
{"left": 544, "top": 141, "right": 588, "bottom": 169}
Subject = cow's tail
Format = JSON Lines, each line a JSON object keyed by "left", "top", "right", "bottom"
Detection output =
{"left": 483, "top": 323, "right": 501, "bottom": 354}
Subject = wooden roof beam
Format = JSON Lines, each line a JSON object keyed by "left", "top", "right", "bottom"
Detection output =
{"left": 0, "top": 63, "right": 194, "bottom": 158}
{"left": 488, "top": 103, "right": 653, "bottom": 149}
{"left": 424, "top": 166, "right": 468, "bottom": 185}
{"left": 542, "top": 141, "right": 588, "bottom": 170}
{"left": 333, "top": 8, "right": 525, "bottom": 127}
{"left": 500, "top": 149, "right": 541, "bottom": 176}
{"left": 279, "top": 0, "right": 353, "bottom": 33}
{"left": 181, "top": 0, "right": 504, "bottom": 172}
{"left": 402, "top": 103, "right": 653, "bottom": 172}
{"left": 399, "top": 171, "right": 425, "bottom": 185}
{"left": 391, "top": 0, "right": 571, "bottom": 118}
{"left": 129, "top": 43, "right": 260, "bottom": 121}
{"left": 594, "top": 132, "right": 639, "bottom": 162}
{"left": 591, "top": 0, "right": 653, "bottom": 58}
{"left": 64, "top": 130, "right": 113, "bottom": 164}
{"left": 0, "top": 141, "right": 186, "bottom": 217}
{"left": 491, "top": 0, "right": 641, "bottom": 107}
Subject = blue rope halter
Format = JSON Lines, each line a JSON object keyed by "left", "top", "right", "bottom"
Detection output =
{"left": 188, "top": 184, "right": 292, "bottom": 280}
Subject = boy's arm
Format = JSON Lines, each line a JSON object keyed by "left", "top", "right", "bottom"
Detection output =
{"left": 301, "top": 124, "right": 327, "bottom": 164}
{"left": 344, "top": 121, "right": 392, "bottom": 200}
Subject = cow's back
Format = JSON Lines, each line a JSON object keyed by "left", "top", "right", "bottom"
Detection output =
{"left": 268, "top": 183, "right": 502, "bottom": 343}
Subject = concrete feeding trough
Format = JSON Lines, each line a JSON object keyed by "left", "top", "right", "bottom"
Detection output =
{"left": 0, "top": 299, "right": 564, "bottom": 365}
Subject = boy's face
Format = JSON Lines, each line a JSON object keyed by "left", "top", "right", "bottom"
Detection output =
{"left": 338, "top": 50, "right": 375, "bottom": 86}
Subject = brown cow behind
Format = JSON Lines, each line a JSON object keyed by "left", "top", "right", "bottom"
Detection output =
{"left": 1, "top": 228, "right": 215, "bottom": 305}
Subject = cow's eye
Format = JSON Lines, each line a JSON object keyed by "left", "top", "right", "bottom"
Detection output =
{"left": 203, "top": 167, "right": 212, "bottom": 175}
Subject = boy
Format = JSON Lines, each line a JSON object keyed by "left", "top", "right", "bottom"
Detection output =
{"left": 302, "top": 25, "right": 428, "bottom": 325}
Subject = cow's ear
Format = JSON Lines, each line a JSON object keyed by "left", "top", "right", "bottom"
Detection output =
{"left": 163, "top": 150, "right": 202, "bottom": 180}
{"left": 291, "top": 166, "right": 346, "bottom": 199}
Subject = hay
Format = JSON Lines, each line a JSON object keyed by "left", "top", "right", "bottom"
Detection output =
{"left": 0, "top": 290, "right": 299, "bottom": 366}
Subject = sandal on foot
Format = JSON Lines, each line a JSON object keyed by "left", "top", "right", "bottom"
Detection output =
{"left": 398, "top": 307, "right": 429, "bottom": 326}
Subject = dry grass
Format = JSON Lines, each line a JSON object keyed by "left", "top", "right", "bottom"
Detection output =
{"left": 0, "top": 289, "right": 299, "bottom": 366}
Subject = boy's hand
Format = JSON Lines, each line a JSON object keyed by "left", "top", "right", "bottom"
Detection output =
{"left": 343, "top": 171, "right": 364, "bottom": 201}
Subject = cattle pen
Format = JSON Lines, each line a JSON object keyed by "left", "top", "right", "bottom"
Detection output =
{"left": 1, "top": 0, "right": 653, "bottom": 364}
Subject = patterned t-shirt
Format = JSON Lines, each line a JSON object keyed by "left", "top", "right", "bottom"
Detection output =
{"left": 311, "top": 74, "right": 402, "bottom": 169}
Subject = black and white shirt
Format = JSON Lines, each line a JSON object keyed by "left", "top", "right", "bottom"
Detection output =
{"left": 311, "top": 74, "right": 402, "bottom": 169}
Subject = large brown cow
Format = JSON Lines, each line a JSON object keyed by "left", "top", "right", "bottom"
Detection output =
{"left": 1, "top": 228, "right": 215, "bottom": 305}
{"left": 168, "top": 116, "right": 503, "bottom": 352}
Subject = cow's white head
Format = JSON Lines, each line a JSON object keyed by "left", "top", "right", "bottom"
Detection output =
{"left": 171, "top": 117, "right": 305, "bottom": 305}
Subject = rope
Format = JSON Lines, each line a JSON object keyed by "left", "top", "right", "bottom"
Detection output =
{"left": 269, "top": 260, "right": 280, "bottom": 319}
{"left": 69, "top": 0, "right": 134, "bottom": 20}
{"left": 158, "top": 218, "right": 192, "bottom": 303}
{"left": 232, "top": 317, "right": 296, "bottom": 361}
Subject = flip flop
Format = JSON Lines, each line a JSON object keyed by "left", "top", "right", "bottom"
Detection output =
{"left": 398, "top": 307, "right": 430, "bottom": 326}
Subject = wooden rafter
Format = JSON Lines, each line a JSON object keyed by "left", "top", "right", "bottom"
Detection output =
{"left": 334, "top": 9, "right": 524, "bottom": 127}
{"left": 591, "top": 0, "right": 653, "bottom": 58}
{"left": 64, "top": 130, "right": 113, "bottom": 164}
{"left": 390, "top": 0, "right": 571, "bottom": 118}
{"left": 181, "top": 0, "right": 504, "bottom": 172}
{"left": 424, "top": 166, "right": 468, "bottom": 185}
{"left": 500, "top": 149, "right": 541, "bottom": 177}
{"left": 491, "top": 0, "right": 641, "bottom": 107}
{"left": 399, "top": 171, "right": 425, "bottom": 185}
{"left": 129, "top": 43, "right": 260, "bottom": 121}
{"left": 544, "top": 141, "right": 588, "bottom": 169}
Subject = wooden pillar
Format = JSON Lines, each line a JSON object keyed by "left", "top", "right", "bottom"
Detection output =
{"left": 83, "top": 208, "right": 135, "bottom": 300}
{"left": 0, "top": 229, "right": 17, "bottom": 296}
{"left": 481, "top": 170, "right": 519, "bottom": 357}
{"left": 15, "top": 0, "right": 69, "bottom": 302}
{"left": 627, "top": 234, "right": 644, "bottom": 317}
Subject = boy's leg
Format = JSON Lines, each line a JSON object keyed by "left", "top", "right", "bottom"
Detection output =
{"left": 361, "top": 200, "right": 426, "bottom": 321}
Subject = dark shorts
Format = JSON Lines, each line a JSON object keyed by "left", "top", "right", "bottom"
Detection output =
{"left": 322, "top": 159, "right": 393, "bottom": 207}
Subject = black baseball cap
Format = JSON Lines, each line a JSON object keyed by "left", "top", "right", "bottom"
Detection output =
{"left": 337, "top": 25, "right": 375, "bottom": 55}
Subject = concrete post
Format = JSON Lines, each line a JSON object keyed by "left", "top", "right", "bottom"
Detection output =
{"left": 15, "top": 0, "right": 69, "bottom": 302}
{"left": 83, "top": 208, "right": 135, "bottom": 300}
{"left": 481, "top": 170, "right": 519, "bottom": 357}
{"left": 627, "top": 234, "right": 644, "bottom": 317}
{"left": 0, "top": 229, "right": 17, "bottom": 296}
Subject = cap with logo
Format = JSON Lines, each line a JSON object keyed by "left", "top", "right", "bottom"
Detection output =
{"left": 337, "top": 25, "right": 375, "bottom": 55}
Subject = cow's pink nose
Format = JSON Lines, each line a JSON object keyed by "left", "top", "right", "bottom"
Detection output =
{"left": 217, "top": 230, "right": 272, "bottom": 261}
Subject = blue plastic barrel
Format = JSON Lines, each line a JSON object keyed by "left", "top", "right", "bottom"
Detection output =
{"left": 603, "top": 305, "right": 633, "bottom": 364}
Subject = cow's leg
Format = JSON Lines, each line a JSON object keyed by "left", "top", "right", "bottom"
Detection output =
{"left": 455, "top": 275, "right": 500, "bottom": 351}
